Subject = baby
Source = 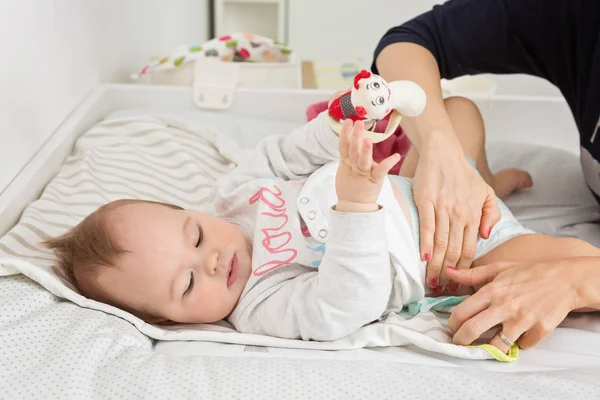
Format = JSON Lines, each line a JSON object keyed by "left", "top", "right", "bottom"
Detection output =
{"left": 45, "top": 95, "right": 600, "bottom": 343}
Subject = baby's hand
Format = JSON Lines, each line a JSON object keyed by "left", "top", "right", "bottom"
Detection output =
{"left": 335, "top": 120, "right": 400, "bottom": 213}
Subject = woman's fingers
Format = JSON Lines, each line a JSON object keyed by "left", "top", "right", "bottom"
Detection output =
{"left": 445, "top": 262, "right": 511, "bottom": 288}
{"left": 452, "top": 224, "right": 478, "bottom": 291}
{"left": 488, "top": 320, "right": 528, "bottom": 354}
{"left": 426, "top": 205, "right": 449, "bottom": 291}
{"left": 448, "top": 287, "right": 492, "bottom": 333}
{"left": 417, "top": 201, "right": 436, "bottom": 266}
{"left": 448, "top": 257, "right": 581, "bottom": 355}
{"left": 439, "top": 220, "right": 464, "bottom": 291}
{"left": 452, "top": 307, "right": 504, "bottom": 346}
{"left": 516, "top": 324, "right": 553, "bottom": 350}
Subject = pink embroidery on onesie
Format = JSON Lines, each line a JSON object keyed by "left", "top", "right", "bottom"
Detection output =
{"left": 249, "top": 185, "right": 298, "bottom": 276}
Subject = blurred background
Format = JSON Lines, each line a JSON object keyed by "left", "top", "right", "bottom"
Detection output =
{"left": 0, "top": 0, "right": 561, "bottom": 193}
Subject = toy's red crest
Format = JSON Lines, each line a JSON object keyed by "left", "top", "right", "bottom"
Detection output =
{"left": 353, "top": 70, "right": 372, "bottom": 90}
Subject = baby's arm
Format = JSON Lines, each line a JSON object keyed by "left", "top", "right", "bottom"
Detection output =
{"left": 233, "top": 121, "right": 402, "bottom": 340}
{"left": 215, "top": 111, "right": 340, "bottom": 217}
{"left": 220, "top": 111, "right": 339, "bottom": 186}
{"left": 233, "top": 209, "right": 392, "bottom": 341}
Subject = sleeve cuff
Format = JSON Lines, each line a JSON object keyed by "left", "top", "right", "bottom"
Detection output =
{"left": 328, "top": 206, "right": 387, "bottom": 245}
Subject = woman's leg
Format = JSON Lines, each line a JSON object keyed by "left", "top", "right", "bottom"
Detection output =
{"left": 399, "top": 96, "right": 532, "bottom": 198}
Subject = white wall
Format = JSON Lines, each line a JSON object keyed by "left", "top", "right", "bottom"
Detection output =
{"left": 0, "top": 0, "right": 563, "bottom": 199}
{"left": 0, "top": 0, "right": 209, "bottom": 195}
{"left": 94, "top": 0, "right": 210, "bottom": 83}
{"left": 287, "top": 0, "right": 561, "bottom": 97}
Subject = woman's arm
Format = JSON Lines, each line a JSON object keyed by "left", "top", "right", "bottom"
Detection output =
{"left": 376, "top": 41, "right": 501, "bottom": 292}
{"left": 372, "top": 0, "right": 584, "bottom": 292}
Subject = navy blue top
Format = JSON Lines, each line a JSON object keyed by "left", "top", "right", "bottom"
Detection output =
{"left": 372, "top": 0, "right": 600, "bottom": 201}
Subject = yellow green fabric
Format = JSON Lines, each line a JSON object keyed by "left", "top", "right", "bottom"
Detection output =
{"left": 403, "top": 295, "right": 519, "bottom": 362}
{"left": 470, "top": 343, "right": 519, "bottom": 362}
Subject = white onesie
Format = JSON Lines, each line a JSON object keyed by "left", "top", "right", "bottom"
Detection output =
{"left": 215, "top": 111, "right": 530, "bottom": 341}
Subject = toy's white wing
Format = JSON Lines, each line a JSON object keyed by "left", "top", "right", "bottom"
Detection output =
{"left": 388, "top": 80, "right": 427, "bottom": 117}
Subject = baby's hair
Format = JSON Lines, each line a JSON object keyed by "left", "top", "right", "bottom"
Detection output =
{"left": 42, "top": 199, "right": 183, "bottom": 320}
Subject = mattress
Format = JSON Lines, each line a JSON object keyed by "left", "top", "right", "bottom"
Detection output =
{"left": 1, "top": 104, "right": 600, "bottom": 399}
{"left": 111, "top": 109, "right": 600, "bottom": 368}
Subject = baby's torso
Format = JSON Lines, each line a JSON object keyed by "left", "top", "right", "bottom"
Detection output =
{"left": 232, "top": 162, "right": 427, "bottom": 319}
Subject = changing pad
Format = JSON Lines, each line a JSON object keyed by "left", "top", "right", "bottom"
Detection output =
{"left": 1, "top": 112, "right": 599, "bottom": 363}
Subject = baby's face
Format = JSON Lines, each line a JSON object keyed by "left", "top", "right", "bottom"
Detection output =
{"left": 98, "top": 202, "right": 252, "bottom": 324}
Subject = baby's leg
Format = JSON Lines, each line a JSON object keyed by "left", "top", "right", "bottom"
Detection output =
{"left": 399, "top": 96, "right": 532, "bottom": 199}
{"left": 442, "top": 233, "right": 600, "bottom": 297}
{"left": 474, "top": 234, "right": 600, "bottom": 268}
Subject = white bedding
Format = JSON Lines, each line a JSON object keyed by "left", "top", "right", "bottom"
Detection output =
{"left": 1, "top": 108, "right": 600, "bottom": 398}
{"left": 0, "top": 113, "right": 504, "bottom": 361}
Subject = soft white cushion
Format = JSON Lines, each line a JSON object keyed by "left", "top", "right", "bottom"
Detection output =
{"left": 487, "top": 140, "right": 600, "bottom": 246}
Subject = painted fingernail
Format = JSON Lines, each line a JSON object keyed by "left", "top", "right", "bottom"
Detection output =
{"left": 428, "top": 278, "right": 438, "bottom": 288}
{"left": 448, "top": 283, "right": 459, "bottom": 292}
{"left": 446, "top": 266, "right": 457, "bottom": 271}
{"left": 424, "top": 253, "right": 431, "bottom": 262}
{"left": 433, "top": 286, "right": 442, "bottom": 294}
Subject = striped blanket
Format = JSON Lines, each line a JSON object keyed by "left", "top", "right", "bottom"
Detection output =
{"left": 0, "top": 115, "right": 507, "bottom": 361}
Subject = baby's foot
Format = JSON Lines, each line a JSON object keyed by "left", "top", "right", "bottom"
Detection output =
{"left": 493, "top": 168, "right": 533, "bottom": 199}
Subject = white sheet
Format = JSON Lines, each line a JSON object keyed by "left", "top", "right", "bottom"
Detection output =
{"left": 0, "top": 113, "right": 507, "bottom": 361}
{"left": 1, "top": 108, "right": 600, "bottom": 398}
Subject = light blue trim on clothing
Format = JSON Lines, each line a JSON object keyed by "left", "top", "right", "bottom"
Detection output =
{"left": 388, "top": 174, "right": 420, "bottom": 254}
{"left": 403, "top": 295, "right": 469, "bottom": 315}
{"left": 388, "top": 157, "right": 535, "bottom": 259}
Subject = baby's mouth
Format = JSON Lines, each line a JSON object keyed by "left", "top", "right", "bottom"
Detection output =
{"left": 227, "top": 254, "right": 238, "bottom": 288}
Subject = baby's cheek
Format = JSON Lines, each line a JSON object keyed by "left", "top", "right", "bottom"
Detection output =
{"left": 197, "top": 284, "right": 238, "bottom": 321}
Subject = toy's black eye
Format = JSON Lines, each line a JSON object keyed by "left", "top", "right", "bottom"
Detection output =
{"left": 377, "top": 96, "right": 385, "bottom": 105}
{"left": 372, "top": 82, "right": 380, "bottom": 89}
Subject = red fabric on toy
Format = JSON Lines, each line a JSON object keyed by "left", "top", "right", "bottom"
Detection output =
{"left": 306, "top": 100, "right": 411, "bottom": 175}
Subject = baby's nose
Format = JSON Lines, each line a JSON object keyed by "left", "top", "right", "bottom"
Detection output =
{"left": 204, "top": 251, "right": 219, "bottom": 276}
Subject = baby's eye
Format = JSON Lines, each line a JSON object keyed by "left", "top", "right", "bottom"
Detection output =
{"left": 184, "top": 271, "right": 194, "bottom": 297}
{"left": 196, "top": 226, "right": 203, "bottom": 247}
{"left": 377, "top": 96, "right": 385, "bottom": 105}
{"left": 372, "top": 82, "right": 380, "bottom": 89}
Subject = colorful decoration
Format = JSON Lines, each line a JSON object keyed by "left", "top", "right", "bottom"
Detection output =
{"left": 131, "top": 32, "right": 293, "bottom": 80}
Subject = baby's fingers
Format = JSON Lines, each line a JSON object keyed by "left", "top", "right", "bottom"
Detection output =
{"left": 338, "top": 119, "right": 353, "bottom": 159}
{"left": 357, "top": 138, "right": 373, "bottom": 172}
{"left": 373, "top": 153, "right": 401, "bottom": 180}
{"left": 349, "top": 121, "right": 365, "bottom": 162}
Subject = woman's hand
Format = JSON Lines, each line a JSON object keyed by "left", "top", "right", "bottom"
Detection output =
{"left": 445, "top": 260, "right": 583, "bottom": 353}
{"left": 376, "top": 42, "right": 501, "bottom": 293}
{"left": 414, "top": 134, "right": 500, "bottom": 292}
